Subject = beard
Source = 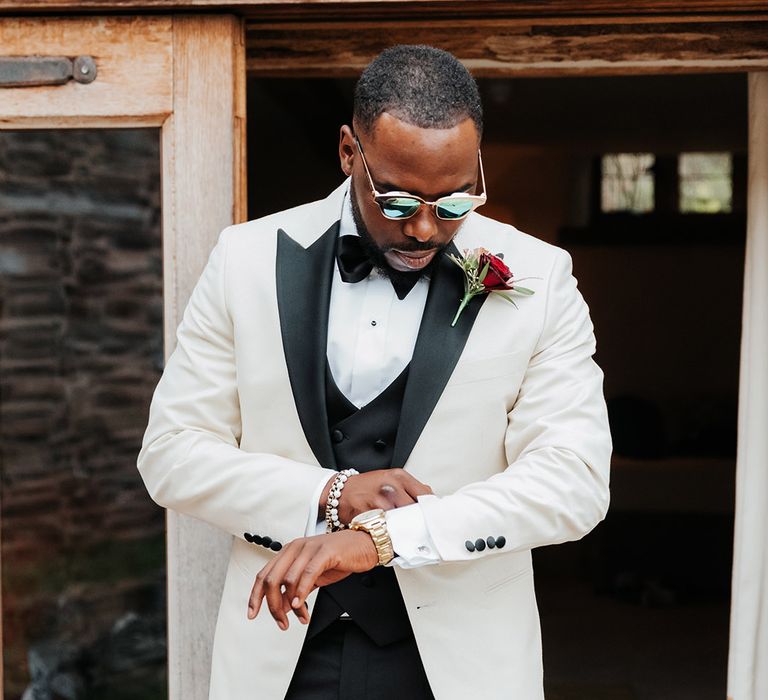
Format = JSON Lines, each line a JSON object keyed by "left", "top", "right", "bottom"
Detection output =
{"left": 349, "top": 179, "right": 449, "bottom": 285}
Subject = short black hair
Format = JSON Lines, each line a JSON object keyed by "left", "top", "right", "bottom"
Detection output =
{"left": 353, "top": 45, "right": 483, "bottom": 138}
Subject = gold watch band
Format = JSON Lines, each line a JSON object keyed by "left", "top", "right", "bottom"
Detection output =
{"left": 350, "top": 509, "right": 395, "bottom": 566}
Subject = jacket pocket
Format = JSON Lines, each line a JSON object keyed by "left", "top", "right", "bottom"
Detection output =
{"left": 484, "top": 566, "right": 532, "bottom": 594}
{"left": 446, "top": 351, "right": 526, "bottom": 388}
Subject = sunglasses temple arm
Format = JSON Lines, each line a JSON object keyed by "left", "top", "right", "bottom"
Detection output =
{"left": 354, "top": 136, "right": 380, "bottom": 198}
{"left": 478, "top": 149, "right": 488, "bottom": 200}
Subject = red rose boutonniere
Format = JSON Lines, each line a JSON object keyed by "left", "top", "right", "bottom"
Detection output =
{"left": 448, "top": 248, "right": 535, "bottom": 327}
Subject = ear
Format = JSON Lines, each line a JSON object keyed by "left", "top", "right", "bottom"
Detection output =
{"left": 339, "top": 124, "right": 356, "bottom": 177}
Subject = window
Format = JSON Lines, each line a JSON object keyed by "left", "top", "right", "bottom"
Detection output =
{"left": 599, "top": 151, "right": 734, "bottom": 216}
{"left": 679, "top": 153, "right": 733, "bottom": 213}
{"left": 601, "top": 153, "right": 655, "bottom": 214}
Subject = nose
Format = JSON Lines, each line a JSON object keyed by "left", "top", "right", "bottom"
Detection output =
{"left": 402, "top": 206, "right": 438, "bottom": 243}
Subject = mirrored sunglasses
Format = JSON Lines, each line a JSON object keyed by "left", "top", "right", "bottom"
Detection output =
{"left": 354, "top": 136, "right": 487, "bottom": 221}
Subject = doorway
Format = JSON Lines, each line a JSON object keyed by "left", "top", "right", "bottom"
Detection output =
{"left": 247, "top": 72, "right": 746, "bottom": 700}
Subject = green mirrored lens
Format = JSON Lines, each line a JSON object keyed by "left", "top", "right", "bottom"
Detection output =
{"left": 436, "top": 199, "right": 474, "bottom": 220}
{"left": 379, "top": 197, "right": 421, "bottom": 219}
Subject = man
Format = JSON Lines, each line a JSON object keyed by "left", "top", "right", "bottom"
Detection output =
{"left": 137, "top": 45, "right": 611, "bottom": 699}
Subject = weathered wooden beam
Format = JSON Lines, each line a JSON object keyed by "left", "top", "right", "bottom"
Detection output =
{"left": 246, "top": 18, "right": 768, "bottom": 77}
{"left": 2, "top": 0, "right": 768, "bottom": 19}
{"left": 244, "top": 1, "right": 768, "bottom": 23}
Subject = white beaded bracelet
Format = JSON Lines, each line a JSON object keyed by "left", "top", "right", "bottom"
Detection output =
{"left": 325, "top": 468, "right": 359, "bottom": 533}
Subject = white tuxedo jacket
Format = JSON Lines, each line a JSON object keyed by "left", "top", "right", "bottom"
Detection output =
{"left": 137, "top": 179, "right": 612, "bottom": 699}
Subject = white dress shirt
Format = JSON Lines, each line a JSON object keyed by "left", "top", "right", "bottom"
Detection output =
{"left": 305, "top": 194, "right": 440, "bottom": 567}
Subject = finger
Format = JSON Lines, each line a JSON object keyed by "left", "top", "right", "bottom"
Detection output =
{"left": 248, "top": 557, "right": 277, "bottom": 620}
{"left": 248, "top": 545, "right": 290, "bottom": 619}
{"left": 283, "top": 544, "right": 321, "bottom": 625}
{"left": 396, "top": 469, "right": 434, "bottom": 499}
{"left": 291, "top": 547, "right": 333, "bottom": 612}
{"left": 264, "top": 571, "right": 290, "bottom": 631}
{"left": 262, "top": 544, "right": 306, "bottom": 630}
{"left": 292, "top": 600, "right": 310, "bottom": 625}
{"left": 249, "top": 540, "right": 301, "bottom": 629}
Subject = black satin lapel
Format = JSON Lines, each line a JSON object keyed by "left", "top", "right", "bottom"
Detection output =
{"left": 392, "top": 242, "right": 487, "bottom": 468}
{"left": 276, "top": 223, "right": 339, "bottom": 469}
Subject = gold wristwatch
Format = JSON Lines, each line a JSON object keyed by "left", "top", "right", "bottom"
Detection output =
{"left": 349, "top": 509, "right": 395, "bottom": 566}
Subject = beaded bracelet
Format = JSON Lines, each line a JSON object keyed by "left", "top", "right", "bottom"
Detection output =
{"left": 324, "top": 468, "right": 359, "bottom": 533}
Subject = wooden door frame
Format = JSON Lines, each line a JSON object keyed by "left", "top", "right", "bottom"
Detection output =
{"left": 0, "top": 14, "right": 245, "bottom": 700}
{"left": 242, "top": 15, "right": 768, "bottom": 700}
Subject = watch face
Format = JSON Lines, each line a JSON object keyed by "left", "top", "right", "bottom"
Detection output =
{"left": 353, "top": 509, "right": 385, "bottom": 524}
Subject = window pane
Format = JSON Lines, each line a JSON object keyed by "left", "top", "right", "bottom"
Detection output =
{"left": 679, "top": 152, "right": 733, "bottom": 213}
{"left": 601, "top": 153, "right": 655, "bottom": 214}
{"left": 0, "top": 129, "right": 166, "bottom": 700}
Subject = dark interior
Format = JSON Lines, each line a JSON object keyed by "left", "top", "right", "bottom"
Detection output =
{"left": 248, "top": 72, "right": 746, "bottom": 700}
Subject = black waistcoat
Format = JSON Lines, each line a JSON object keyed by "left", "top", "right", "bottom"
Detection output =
{"left": 305, "top": 363, "right": 413, "bottom": 646}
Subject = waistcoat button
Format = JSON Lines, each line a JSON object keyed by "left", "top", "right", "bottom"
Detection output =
{"left": 331, "top": 429, "right": 344, "bottom": 443}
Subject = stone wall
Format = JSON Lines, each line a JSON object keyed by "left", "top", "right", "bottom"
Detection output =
{"left": 0, "top": 129, "right": 166, "bottom": 700}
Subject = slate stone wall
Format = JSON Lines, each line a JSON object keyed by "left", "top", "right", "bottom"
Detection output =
{"left": 0, "top": 129, "right": 166, "bottom": 700}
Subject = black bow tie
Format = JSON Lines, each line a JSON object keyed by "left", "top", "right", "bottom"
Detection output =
{"left": 336, "top": 235, "right": 422, "bottom": 300}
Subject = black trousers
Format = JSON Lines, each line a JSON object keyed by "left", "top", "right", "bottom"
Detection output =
{"left": 285, "top": 619, "right": 435, "bottom": 700}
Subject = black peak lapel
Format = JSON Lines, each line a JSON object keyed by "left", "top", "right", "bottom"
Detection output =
{"left": 391, "top": 242, "right": 487, "bottom": 468}
{"left": 276, "top": 222, "right": 339, "bottom": 469}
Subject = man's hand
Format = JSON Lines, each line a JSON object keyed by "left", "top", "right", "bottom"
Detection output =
{"left": 247, "top": 530, "right": 378, "bottom": 630}
{"left": 318, "top": 468, "right": 433, "bottom": 523}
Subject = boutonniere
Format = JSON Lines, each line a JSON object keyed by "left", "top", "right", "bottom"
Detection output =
{"left": 448, "top": 247, "right": 535, "bottom": 327}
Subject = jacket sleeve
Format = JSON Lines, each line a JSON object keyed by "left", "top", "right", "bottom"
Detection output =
{"left": 136, "top": 228, "right": 334, "bottom": 546}
{"left": 416, "top": 248, "right": 612, "bottom": 561}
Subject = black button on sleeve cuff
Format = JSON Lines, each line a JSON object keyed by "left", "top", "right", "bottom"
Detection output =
{"left": 467, "top": 536, "right": 507, "bottom": 553}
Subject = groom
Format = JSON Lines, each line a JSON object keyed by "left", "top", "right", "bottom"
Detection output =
{"left": 138, "top": 45, "right": 611, "bottom": 699}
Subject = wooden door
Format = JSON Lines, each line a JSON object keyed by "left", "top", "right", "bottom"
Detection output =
{"left": 0, "top": 15, "right": 245, "bottom": 700}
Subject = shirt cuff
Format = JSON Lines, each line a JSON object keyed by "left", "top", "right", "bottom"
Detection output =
{"left": 306, "top": 472, "right": 333, "bottom": 537}
{"left": 385, "top": 501, "right": 441, "bottom": 569}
